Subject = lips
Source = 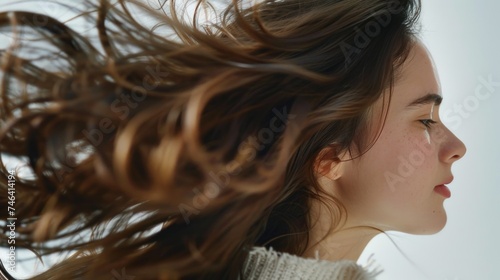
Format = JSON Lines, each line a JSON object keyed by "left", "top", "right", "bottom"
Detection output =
{"left": 434, "top": 176, "right": 453, "bottom": 198}
{"left": 439, "top": 177, "right": 454, "bottom": 186}
{"left": 434, "top": 184, "right": 451, "bottom": 198}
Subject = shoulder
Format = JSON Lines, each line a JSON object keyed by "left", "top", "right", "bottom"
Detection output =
{"left": 241, "top": 246, "right": 382, "bottom": 280}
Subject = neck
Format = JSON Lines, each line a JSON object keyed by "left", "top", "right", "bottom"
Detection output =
{"left": 301, "top": 196, "right": 381, "bottom": 262}
{"left": 302, "top": 226, "right": 378, "bottom": 262}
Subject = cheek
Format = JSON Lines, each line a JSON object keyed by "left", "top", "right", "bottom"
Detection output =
{"left": 340, "top": 123, "right": 441, "bottom": 207}
{"left": 362, "top": 126, "right": 437, "bottom": 194}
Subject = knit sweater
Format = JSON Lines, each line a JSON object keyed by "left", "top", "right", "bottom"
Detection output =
{"left": 241, "top": 247, "right": 382, "bottom": 280}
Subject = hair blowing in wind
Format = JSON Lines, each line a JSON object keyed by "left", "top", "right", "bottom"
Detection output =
{"left": 0, "top": 0, "right": 420, "bottom": 279}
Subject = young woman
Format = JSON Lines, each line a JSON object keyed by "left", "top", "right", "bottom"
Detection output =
{"left": 0, "top": 0, "right": 466, "bottom": 279}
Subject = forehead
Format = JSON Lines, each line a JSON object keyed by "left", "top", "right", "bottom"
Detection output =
{"left": 366, "top": 42, "right": 442, "bottom": 133}
{"left": 391, "top": 41, "right": 441, "bottom": 106}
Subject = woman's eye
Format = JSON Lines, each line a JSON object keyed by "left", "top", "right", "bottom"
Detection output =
{"left": 419, "top": 119, "right": 438, "bottom": 129}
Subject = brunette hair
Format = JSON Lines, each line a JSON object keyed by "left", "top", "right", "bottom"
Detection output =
{"left": 0, "top": 0, "right": 420, "bottom": 279}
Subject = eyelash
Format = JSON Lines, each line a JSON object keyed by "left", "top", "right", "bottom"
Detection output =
{"left": 419, "top": 119, "right": 438, "bottom": 129}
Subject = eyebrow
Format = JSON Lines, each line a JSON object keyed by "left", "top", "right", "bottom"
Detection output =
{"left": 406, "top": 93, "right": 443, "bottom": 108}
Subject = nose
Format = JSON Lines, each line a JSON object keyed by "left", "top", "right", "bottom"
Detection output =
{"left": 439, "top": 126, "right": 467, "bottom": 164}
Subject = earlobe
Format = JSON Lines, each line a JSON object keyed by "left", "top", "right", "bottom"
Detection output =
{"left": 329, "top": 164, "right": 343, "bottom": 181}
{"left": 314, "top": 144, "right": 345, "bottom": 181}
{"left": 323, "top": 160, "right": 343, "bottom": 181}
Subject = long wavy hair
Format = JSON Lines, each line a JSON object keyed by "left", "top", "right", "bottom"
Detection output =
{"left": 0, "top": 0, "right": 421, "bottom": 279}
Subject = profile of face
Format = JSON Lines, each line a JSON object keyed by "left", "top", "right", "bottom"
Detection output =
{"left": 322, "top": 41, "right": 467, "bottom": 235}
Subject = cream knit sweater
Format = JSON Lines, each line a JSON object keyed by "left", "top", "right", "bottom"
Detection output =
{"left": 241, "top": 247, "right": 382, "bottom": 280}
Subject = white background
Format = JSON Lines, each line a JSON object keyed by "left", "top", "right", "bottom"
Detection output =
{"left": 1, "top": 1, "right": 499, "bottom": 279}
{"left": 359, "top": 1, "right": 500, "bottom": 280}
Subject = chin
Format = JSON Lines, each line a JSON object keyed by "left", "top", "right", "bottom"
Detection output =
{"left": 405, "top": 213, "right": 448, "bottom": 235}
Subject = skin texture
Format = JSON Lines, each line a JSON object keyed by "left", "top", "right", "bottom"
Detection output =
{"left": 304, "top": 41, "right": 467, "bottom": 262}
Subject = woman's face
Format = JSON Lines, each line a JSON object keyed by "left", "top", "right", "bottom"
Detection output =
{"left": 334, "top": 41, "right": 466, "bottom": 234}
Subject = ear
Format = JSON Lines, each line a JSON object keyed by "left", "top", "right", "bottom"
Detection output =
{"left": 314, "top": 144, "right": 345, "bottom": 181}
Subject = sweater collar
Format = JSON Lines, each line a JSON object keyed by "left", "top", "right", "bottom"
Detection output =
{"left": 241, "top": 246, "right": 382, "bottom": 280}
